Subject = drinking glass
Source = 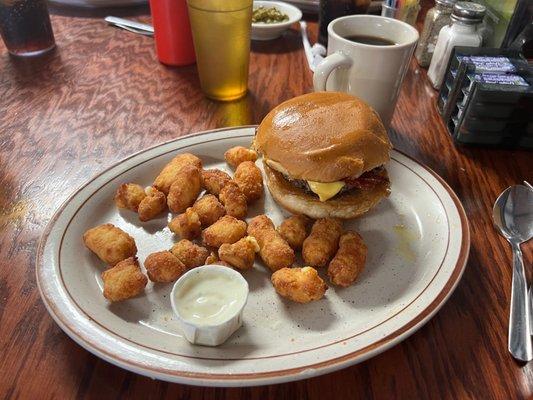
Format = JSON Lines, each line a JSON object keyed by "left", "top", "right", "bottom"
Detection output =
{"left": 149, "top": 0, "right": 196, "bottom": 66}
{"left": 0, "top": 0, "right": 55, "bottom": 57}
{"left": 187, "top": 0, "right": 252, "bottom": 101}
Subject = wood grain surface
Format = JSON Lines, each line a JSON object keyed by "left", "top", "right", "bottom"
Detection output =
{"left": 1, "top": 3, "right": 532, "bottom": 399}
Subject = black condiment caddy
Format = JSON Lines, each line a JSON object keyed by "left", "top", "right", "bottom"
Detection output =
{"left": 436, "top": 46, "right": 533, "bottom": 148}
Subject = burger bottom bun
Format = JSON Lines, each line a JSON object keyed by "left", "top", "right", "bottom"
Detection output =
{"left": 264, "top": 164, "right": 390, "bottom": 219}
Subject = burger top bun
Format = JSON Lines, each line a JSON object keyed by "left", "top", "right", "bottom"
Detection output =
{"left": 255, "top": 92, "right": 392, "bottom": 182}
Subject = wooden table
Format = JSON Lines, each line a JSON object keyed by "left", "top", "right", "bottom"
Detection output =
{"left": 1, "top": 6, "right": 532, "bottom": 399}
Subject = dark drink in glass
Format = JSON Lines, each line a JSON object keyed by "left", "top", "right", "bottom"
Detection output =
{"left": 318, "top": 0, "right": 371, "bottom": 46}
{"left": 0, "top": 0, "right": 55, "bottom": 56}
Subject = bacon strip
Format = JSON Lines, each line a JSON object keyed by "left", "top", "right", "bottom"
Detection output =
{"left": 344, "top": 169, "right": 389, "bottom": 190}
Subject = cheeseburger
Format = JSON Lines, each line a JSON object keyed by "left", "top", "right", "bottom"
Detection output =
{"left": 254, "top": 92, "right": 391, "bottom": 219}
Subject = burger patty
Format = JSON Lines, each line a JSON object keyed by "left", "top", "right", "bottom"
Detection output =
{"left": 286, "top": 167, "right": 389, "bottom": 198}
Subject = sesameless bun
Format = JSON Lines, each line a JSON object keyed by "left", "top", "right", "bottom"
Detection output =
{"left": 264, "top": 164, "right": 390, "bottom": 219}
{"left": 255, "top": 92, "right": 392, "bottom": 182}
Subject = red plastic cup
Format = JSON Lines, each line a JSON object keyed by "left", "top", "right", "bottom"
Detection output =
{"left": 149, "top": 0, "right": 196, "bottom": 66}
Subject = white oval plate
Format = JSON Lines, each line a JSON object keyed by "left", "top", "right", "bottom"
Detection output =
{"left": 37, "top": 126, "right": 470, "bottom": 386}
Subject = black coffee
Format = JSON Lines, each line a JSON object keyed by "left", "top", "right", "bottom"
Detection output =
{"left": 344, "top": 35, "right": 396, "bottom": 46}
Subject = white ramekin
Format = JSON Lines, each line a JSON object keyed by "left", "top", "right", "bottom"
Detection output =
{"left": 170, "top": 265, "right": 249, "bottom": 346}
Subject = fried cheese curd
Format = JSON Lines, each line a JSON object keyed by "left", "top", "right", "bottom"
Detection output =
{"left": 234, "top": 161, "right": 263, "bottom": 202}
{"left": 153, "top": 153, "right": 202, "bottom": 195}
{"left": 201, "top": 215, "right": 247, "bottom": 248}
{"left": 192, "top": 194, "right": 226, "bottom": 227}
{"left": 83, "top": 223, "right": 137, "bottom": 266}
{"left": 201, "top": 169, "right": 232, "bottom": 196}
{"left": 328, "top": 231, "right": 367, "bottom": 287}
{"left": 167, "top": 164, "right": 202, "bottom": 213}
{"left": 205, "top": 251, "right": 219, "bottom": 265}
{"left": 168, "top": 207, "right": 202, "bottom": 240}
{"left": 204, "top": 251, "right": 234, "bottom": 268}
{"left": 247, "top": 215, "right": 294, "bottom": 272}
{"left": 224, "top": 146, "right": 258, "bottom": 169}
{"left": 302, "top": 218, "right": 343, "bottom": 267}
{"left": 219, "top": 181, "right": 247, "bottom": 219}
{"left": 101, "top": 257, "right": 147, "bottom": 302}
{"left": 218, "top": 236, "right": 260, "bottom": 270}
{"left": 114, "top": 183, "right": 146, "bottom": 212}
{"left": 144, "top": 250, "right": 186, "bottom": 283}
{"left": 271, "top": 266, "right": 327, "bottom": 303}
{"left": 170, "top": 239, "right": 210, "bottom": 269}
{"left": 138, "top": 186, "right": 167, "bottom": 221}
{"left": 278, "top": 214, "right": 311, "bottom": 250}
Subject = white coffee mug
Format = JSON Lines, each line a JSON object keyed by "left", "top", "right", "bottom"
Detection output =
{"left": 313, "top": 15, "right": 419, "bottom": 127}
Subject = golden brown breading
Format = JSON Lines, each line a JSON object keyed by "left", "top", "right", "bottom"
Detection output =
{"left": 278, "top": 215, "right": 311, "bottom": 250}
{"left": 205, "top": 251, "right": 219, "bottom": 265}
{"left": 201, "top": 169, "right": 232, "bottom": 196}
{"left": 144, "top": 251, "right": 186, "bottom": 283}
{"left": 327, "top": 231, "right": 367, "bottom": 287}
{"left": 302, "top": 218, "right": 343, "bottom": 267}
{"left": 271, "top": 267, "right": 327, "bottom": 303}
{"left": 204, "top": 251, "right": 234, "bottom": 268}
{"left": 192, "top": 194, "right": 226, "bottom": 227}
{"left": 83, "top": 223, "right": 137, "bottom": 266}
{"left": 219, "top": 181, "right": 247, "bottom": 219}
{"left": 170, "top": 239, "right": 210, "bottom": 269}
{"left": 114, "top": 183, "right": 146, "bottom": 212}
{"left": 167, "top": 164, "right": 202, "bottom": 213}
{"left": 224, "top": 146, "right": 258, "bottom": 169}
{"left": 138, "top": 187, "right": 167, "bottom": 221}
{"left": 101, "top": 257, "right": 147, "bottom": 302}
{"left": 234, "top": 161, "right": 263, "bottom": 202}
{"left": 201, "top": 215, "right": 247, "bottom": 248}
{"left": 247, "top": 215, "right": 295, "bottom": 272}
{"left": 218, "top": 236, "right": 259, "bottom": 270}
{"left": 153, "top": 153, "right": 202, "bottom": 195}
{"left": 168, "top": 207, "right": 202, "bottom": 240}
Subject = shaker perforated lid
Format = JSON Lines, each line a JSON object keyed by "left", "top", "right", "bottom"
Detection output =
{"left": 452, "top": 2, "right": 486, "bottom": 23}
{"left": 435, "top": 0, "right": 456, "bottom": 8}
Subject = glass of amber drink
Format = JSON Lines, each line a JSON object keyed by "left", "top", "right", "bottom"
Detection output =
{"left": 187, "top": 0, "right": 252, "bottom": 101}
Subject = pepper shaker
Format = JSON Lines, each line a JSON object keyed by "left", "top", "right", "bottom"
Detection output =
{"left": 415, "top": 0, "right": 456, "bottom": 68}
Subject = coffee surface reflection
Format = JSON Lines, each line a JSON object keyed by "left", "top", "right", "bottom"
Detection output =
{"left": 343, "top": 35, "right": 396, "bottom": 46}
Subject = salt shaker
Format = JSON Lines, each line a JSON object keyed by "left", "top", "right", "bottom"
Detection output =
{"left": 427, "top": 2, "right": 485, "bottom": 89}
{"left": 415, "top": 0, "right": 456, "bottom": 68}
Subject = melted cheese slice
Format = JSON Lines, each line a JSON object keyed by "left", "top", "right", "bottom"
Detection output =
{"left": 265, "top": 158, "right": 345, "bottom": 202}
{"left": 307, "top": 180, "right": 344, "bottom": 202}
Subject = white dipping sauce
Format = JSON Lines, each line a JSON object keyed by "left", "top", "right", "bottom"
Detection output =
{"left": 175, "top": 269, "right": 247, "bottom": 326}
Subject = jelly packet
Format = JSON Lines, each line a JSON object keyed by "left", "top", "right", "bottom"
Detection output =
{"left": 458, "top": 55, "right": 518, "bottom": 74}
{"left": 469, "top": 73, "right": 529, "bottom": 86}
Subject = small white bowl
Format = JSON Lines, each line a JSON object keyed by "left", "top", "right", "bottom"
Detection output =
{"left": 171, "top": 265, "right": 249, "bottom": 347}
{"left": 252, "top": 1, "right": 303, "bottom": 41}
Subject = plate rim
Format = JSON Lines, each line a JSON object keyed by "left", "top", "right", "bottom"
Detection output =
{"left": 36, "top": 125, "right": 470, "bottom": 386}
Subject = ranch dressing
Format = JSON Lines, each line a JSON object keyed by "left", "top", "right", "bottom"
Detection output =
{"left": 175, "top": 269, "right": 247, "bottom": 326}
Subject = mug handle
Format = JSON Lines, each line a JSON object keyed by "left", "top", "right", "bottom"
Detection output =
{"left": 313, "top": 52, "right": 353, "bottom": 91}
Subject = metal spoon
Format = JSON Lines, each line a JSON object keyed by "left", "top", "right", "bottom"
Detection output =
{"left": 525, "top": 181, "right": 533, "bottom": 335}
{"left": 493, "top": 185, "right": 533, "bottom": 361}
